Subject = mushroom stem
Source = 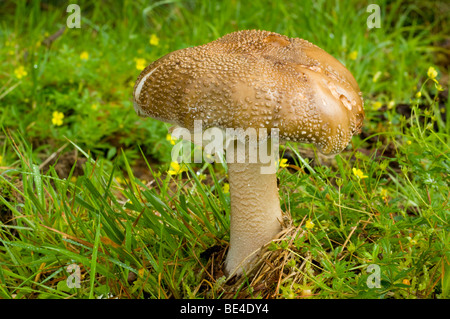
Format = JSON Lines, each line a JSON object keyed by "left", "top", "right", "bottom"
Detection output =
{"left": 224, "top": 139, "right": 283, "bottom": 276}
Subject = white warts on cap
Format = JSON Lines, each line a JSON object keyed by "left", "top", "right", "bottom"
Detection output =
{"left": 131, "top": 30, "right": 364, "bottom": 156}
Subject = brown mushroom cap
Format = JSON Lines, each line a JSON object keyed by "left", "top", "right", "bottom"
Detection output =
{"left": 133, "top": 29, "right": 364, "bottom": 155}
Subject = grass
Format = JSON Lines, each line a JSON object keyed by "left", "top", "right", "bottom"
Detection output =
{"left": 0, "top": 0, "right": 449, "bottom": 299}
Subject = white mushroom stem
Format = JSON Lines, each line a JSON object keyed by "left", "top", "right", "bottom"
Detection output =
{"left": 224, "top": 139, "right": 283, "bottom": 276}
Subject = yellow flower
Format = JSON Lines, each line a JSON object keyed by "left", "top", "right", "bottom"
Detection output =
{"left": 149, "top": 34, "right": 160, "bottom": 46}
{"left": 372, "top": 71, "right": 382, "bottom": 83}
{"left": 348, "top": 50, "right": 358, "bottom": 60}
{"left": 91, "top": 104, "right": 98, "bottom": 110}
{"left": 427, "top": 66, "right": 437, "bottom": 80}
{"left": 380, "top": 188, "right": 388, "bottom": 201}
{"left": 168, "top": 161, "right": 187, "bottom": 175}
{"left": 51, "top": 111, "right": 64, "bottom": 126}
{"left": 223, "top": 183, "right": 230, "bottom": 194}
{"left": 352, "top": 168, "right": 368, "bottom": 179}
{"left": 14, "top": 65, "right": 27, "bottom": 79}
{"left": 166, "top": 134, "right": 177, "bottom": 145}
{"left": 134, "top": 58, "right": 147, "bottom": 71}
{"left": 372, "top": 101, "right": 382, "bottom": 111}
{"left": 415, "top": 91, "right": 422, "bottom": 98}
{"left": 80, "top": 51, "right": 89, "bottom": 61}
{"left": 305, "top": 219, "right": 315, "bottom": 230}
{"left": 0, "top": 155, "right": 3, "bottom": 165}
{"left": 279, "top": 158, "right": 289, "bottom": 168}
{"left": 387, "top": 100, "right": 395, "bottom": 110}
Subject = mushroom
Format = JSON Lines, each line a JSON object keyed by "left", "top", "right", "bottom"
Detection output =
{"left": 133, "top": 30, "right": 364, "bottom": 276}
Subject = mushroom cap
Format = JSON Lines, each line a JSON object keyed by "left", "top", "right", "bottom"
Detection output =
{"left": 133, "top": 30, "right": 364, "bottom": 155}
